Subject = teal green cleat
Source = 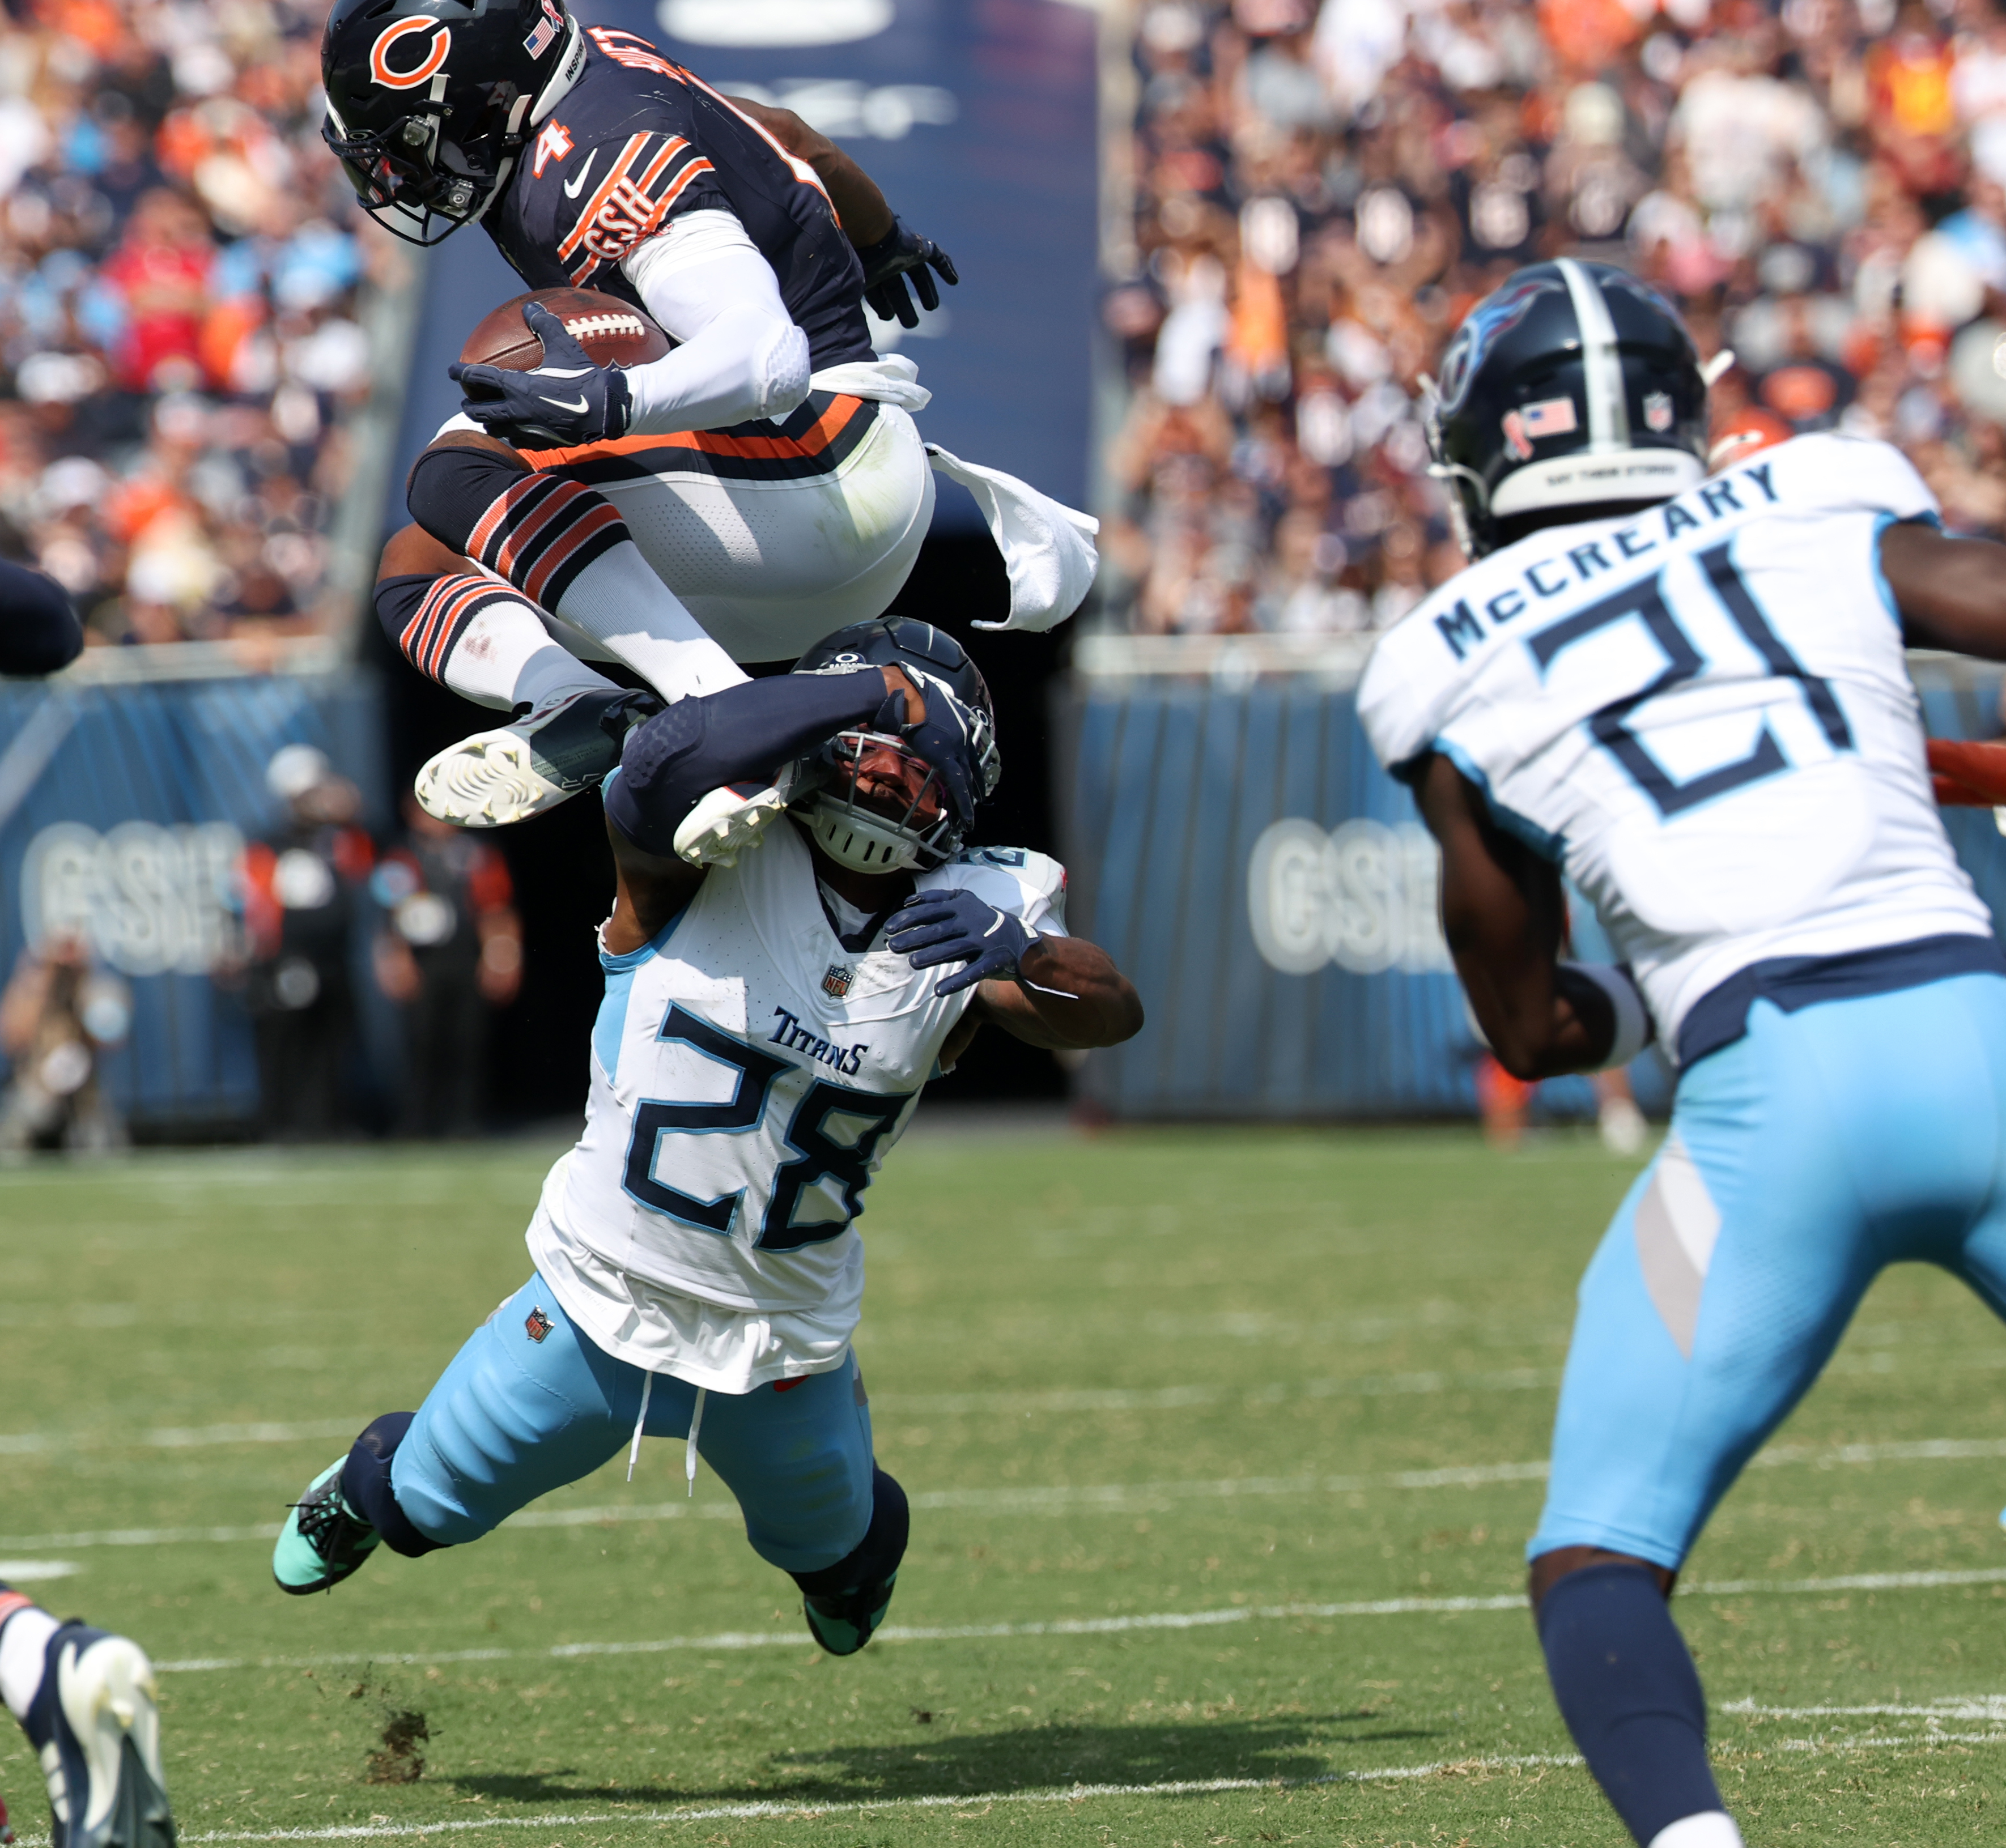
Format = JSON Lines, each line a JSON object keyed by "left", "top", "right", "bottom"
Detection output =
{"left": 273, "top": 1458, "right": 381, "bottom": 1595}
{"left": 802, "top": 1569, "right": 898, "bottom": 1657}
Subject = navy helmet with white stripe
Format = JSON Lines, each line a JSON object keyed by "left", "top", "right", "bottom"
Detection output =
{"left": 790, "top": 616, "right": 1001, "bottom": 874}
{"left": 1422, "top": 259, "right": 1710, "bottom": 559}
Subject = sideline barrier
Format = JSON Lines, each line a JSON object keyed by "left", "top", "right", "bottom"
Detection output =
{"left": 0, "top": 671, "right": 386, "bottom": 1134}
{"left": 1059, "top": 646, "right": 2006, "bottom": 1121}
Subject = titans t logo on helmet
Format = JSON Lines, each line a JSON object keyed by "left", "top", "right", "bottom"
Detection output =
{"left": 1424, "top": 259, "right": 1708, "bottom": 559}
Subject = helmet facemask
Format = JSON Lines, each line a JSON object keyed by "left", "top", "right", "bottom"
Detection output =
{"left": 800, "top": 730, "right": 971, "bottom": 874}
{"left": 324, "top": 85, "right": 529, "bottom": 246}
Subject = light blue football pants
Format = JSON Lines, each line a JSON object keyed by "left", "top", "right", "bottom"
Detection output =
{"left": 1532, "top": 974, "right": 2006, "bottom": 1569}
{"left": 389, "top": 1274, "right": 876, "bottom": 1575}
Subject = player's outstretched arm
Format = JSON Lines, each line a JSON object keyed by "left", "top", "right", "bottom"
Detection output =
{"left": 724, "top": 97, "right": 957, "bottom": 329}
{"left": 604, "top": 811, "right": 706, "bottom": 953}
{"left": 1413, "top": 752, "right": 1618, "bottom": 1081}
{"left": 966, "top": 936, "right": 1143, "bottom": 1051}
{"left": 725, "top": 99, "right": 894, "bottom": 246}
{"left": 1880, "top": 521, "right": 2006, "bottom": 657}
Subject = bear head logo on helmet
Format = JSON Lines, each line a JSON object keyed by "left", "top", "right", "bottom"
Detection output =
{"left": 1422, "top": 259, "right": 1715, "bottom": 559}
{"left": 789, "top": 616, "right": 1001, "bottom": 875}
{"left": 320, "top": 0, "right": 584, "bottom": 245}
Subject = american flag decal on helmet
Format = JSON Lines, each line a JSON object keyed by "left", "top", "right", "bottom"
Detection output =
{"left": 524, "top": 0, "right": 563, "bottom": 58}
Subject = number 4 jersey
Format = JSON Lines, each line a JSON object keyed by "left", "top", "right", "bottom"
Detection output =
{"left": 1359, "top": 433, "right": 1998, "bottom": 1067}
{"left": 526, "top": 819, "right": 1068, "bottom": 1391}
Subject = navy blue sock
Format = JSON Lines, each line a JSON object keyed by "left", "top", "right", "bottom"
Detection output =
{"left": 341, "top": 1413, "right": 446, "bottom": 1559}
{"left": 1537, "top": 1562, "right": 1722, "bottom": 1845}
{"left": 790, "top": 1467, "right": 909, "bottom": 1596}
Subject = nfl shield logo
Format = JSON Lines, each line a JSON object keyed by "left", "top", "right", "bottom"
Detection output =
{"left": 525, "top": 1307, "right": 552, "bottom": 1344}
{"left": 822, "top": 964, "right": 855, "bottom": 1000}
{"left": 1644, "top": 391, "right": 1674, "bottom": 433}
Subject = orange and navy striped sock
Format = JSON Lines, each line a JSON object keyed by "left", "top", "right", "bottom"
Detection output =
{"left": 406, "top": 444, "right": 743, "bottom": 700}
{"left": 375, "top": 571, "right": 614, "bottom": 712}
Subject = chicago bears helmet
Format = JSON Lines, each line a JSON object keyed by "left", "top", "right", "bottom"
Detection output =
{"left": 1423, "top": 259, "right": 1710, "bottom": 558}
{"left": 320, "top": 0, "right": 584, "bottom": 245}
{"left": 790, "top": 617, "right": 1001, "bottom": 874}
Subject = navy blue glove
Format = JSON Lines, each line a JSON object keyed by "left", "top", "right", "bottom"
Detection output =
{"left": 857, "top": 217, "right": 959, "bottom": 329}
{"left": 449, "top": 302, "right": 633, "bottom": 448}
{"left": 887, "top": 889, "right": 1045, "bottom": 997}
{"left": 873, "top": 667, "right": 991, "bottom": 833}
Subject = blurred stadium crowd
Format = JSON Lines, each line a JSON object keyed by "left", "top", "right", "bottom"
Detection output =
{"left": 1098, "top": 0, "right": 2006, "bottom": 636}
{"left": 0, "top": 0, "right": 385, "bottom": 650}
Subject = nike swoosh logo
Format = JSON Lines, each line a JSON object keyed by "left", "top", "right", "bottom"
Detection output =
{"left": 539, "top": 395, "right": 590, "bottom": 413}
{"left": 562, "top": 150, "right": 598, "bottom": 199}
{"left": 533, "top": 366, "right": 593, "bottom": 379}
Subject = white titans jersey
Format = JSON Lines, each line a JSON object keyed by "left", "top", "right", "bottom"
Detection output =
{"left": 528, "top": 819, "right": 1066, "bottom": 1388}
{"left": 1360, "top": 433, "right": 1996, "bottom": 1064}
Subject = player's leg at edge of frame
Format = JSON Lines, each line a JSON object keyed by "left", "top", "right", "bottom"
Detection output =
{"left": 0, "top": 1587, "right": 175, "bottom": 1848}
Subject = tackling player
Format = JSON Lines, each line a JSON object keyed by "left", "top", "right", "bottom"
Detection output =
{"left": 1361, "top": 258, "right": 2006, "bottom": 1848}
{"left": 320, "top": 0, "right": 1095, "bottom": 832}
{"left": 0, "top": 564, "right": 174, "bottom": 1848}
{"left": 270, "top": 617, "right": 1141, "bottom": 1654}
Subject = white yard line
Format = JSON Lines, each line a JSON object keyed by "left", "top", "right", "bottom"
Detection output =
{"left": 148, "top": 1572, "right": 2006, "bottom": 1676}
{"left": 0, "top": 1420, "right": 367, "bottom": 1457}
{"left": 0, "top": 1560, "right": 78, "bottom": 1582}
{"left": 1726, "top": 1695, "right": 2006, "bottom": 1720}
{"left": 19, "top": 1756, "right": 1586, "bottom": 1844}
{"left": 18, "top": 1430, "right": 2006, "bottom": 1556}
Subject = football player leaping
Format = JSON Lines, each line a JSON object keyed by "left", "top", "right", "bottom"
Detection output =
{"left": 320, "top": 0, "right": 1096, "bottom": 838}
{"left": 1362, "top": 259, "right": 2006, "bottom": 1848}
{"left": 271, "top": 618, "right": 1141, "bottom": 1654}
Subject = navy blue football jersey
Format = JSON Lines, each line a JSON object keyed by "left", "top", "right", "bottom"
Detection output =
{"left": 487, "top": 27, "right": 874, "bottom": 369}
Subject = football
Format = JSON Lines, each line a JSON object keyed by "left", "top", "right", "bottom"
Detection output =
{"left": 458, "top": 288, "right": 672, "bottom": 372}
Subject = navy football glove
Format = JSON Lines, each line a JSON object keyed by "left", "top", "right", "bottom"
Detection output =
{"left": 888, "top": 889, "right": 1040, "bottom": 997}
{"left": 872, "top": 667, "right": 989, "bottom": 832}
{"left": 857, "top": 217, "right": 959, "bottom": 329}
{"left": 449, "top": 302, "right": 633, "bottom": 448}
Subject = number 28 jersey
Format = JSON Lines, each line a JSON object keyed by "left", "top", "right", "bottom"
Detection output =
{"left": 526, "top": 819, "right": 1067, "bottom": 1389}
{"left": 1358, "top": 434, "right": 1995, "bottom": 1064}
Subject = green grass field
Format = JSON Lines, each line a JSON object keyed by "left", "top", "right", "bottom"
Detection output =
{"left": 3, "top": 1125, "right": 2005, "bottom": 1846}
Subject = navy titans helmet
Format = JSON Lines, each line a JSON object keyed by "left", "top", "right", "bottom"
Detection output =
{"left": 1423, "top": 259, "right": 1711, "bottom": 558}
{"left": 790, "top": 618, "right": 1001, "bottom": 873}
{"left": 321, "top": 0, "right": 584, "bottom": 245}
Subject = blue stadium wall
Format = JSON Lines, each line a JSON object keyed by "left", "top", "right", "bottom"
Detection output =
{"left": 0, "top": 674, "right": 389, "bottom": 1134}
{"left": 1059, "top": 670, "right": 2006, "bottom": 1122}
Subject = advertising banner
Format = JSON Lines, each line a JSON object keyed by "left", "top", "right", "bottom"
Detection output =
{"left": 1060, "top": 667, "right": 2006, "bottom": 1122}
{"left": 0, "top": 675, "right": 386, "bottom": 1132}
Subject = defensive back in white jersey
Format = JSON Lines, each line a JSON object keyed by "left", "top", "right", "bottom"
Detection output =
{"left": 536, "top": 819, "right": 1067, "bottom": 1325}
{"left": 1359, "top": 432, "right": 1995, "bottom": 1062}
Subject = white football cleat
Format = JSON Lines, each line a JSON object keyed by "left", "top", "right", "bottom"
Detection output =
{"left": 33, "top": 1625, "right": 173, "bottom": 1848}
{"left": 416, "top": 688, "right": 660, "bottom": 828}
{"left": 673, "top": 761, "right": 807, "bottom": 868}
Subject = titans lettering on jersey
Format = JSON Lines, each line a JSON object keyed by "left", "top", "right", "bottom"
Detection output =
{"left": 487, "top": 28, "right": 874, "bottom": 369}
{"left": 532, "top": 821, "right": 1068, "bottom": 1322}
{"left": 1359, "top": 433, "right": 1995, "bottom": 1061}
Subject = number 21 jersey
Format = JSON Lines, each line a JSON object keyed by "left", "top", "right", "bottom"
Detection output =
{"left": 1358, "top": 433, "right": 1995, "bottom": 1064}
